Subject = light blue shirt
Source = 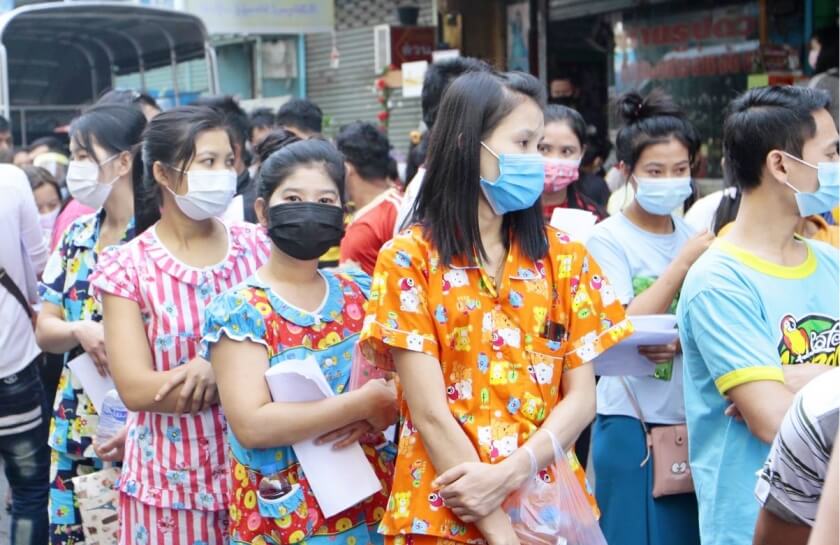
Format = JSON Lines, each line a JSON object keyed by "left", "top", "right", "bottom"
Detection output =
{"left": 678, "top": 238, "right": 839, "bottom": 545}
{"left": 587, "top": 212, "right": 695, "bottom": 423}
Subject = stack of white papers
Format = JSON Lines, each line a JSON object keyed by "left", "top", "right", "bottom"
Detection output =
{"left": 264, "top": 357, "right": 382, "bottom": 517}
{"left": 593, "top": 315, "right": 680, "bottom": 376}
{"left": 550, "top": 208, "right": 598, "bottom": 242}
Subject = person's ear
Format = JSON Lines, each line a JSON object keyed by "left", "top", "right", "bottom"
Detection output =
{"left": 152, "top": 161, "right": 179, "bottom": 192}
{"left": 116, "top": 150, "right": 133, "bottom": 179}
{"left": 344, "top": 162, "right": 357, "bottom": 180}
{"left": 765, "top": 150, "right": 790, "bottom": 186}
{"left": 255, "top": 197, "right": 269, "bottom": 228}
{"left": 618, "top": 161, "right": 631, "bottom": 180}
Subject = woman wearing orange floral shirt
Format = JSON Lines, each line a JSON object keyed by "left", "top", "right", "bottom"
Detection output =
{"left": 361, "top": 70, "right": 632, "bottom": 545}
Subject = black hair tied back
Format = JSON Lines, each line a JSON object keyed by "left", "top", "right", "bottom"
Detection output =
{"left": 614, "top": 89, "right": 699, "bottom": 172}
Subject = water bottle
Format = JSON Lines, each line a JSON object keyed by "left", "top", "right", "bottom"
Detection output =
{"left": 96, "top": 389, "right": 128, "bottom": 444}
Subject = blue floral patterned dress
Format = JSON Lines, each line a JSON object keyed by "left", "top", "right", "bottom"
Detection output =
{"left": 39, "top": 209, "right": 135, "bottom": 545}
{"left": 202, "top": 269, "right": 395, "bottom": 545}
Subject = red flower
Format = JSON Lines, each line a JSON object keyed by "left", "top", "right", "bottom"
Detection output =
{"left": 377, "top": 96, "right": 386, "bottom": 104}
{"left": 377, "top": 110, "right": 390, "bottom": 121}
{"left": 375, "top": 78, "right": 386, "bottom": 90}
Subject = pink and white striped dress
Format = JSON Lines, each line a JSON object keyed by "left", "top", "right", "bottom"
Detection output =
{"left": 90, "top": 221, "right": 270, "bottom": 545}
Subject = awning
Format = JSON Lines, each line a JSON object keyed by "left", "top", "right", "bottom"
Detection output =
{"left": 0, "top": 1, "right": 215, "bottom": 108}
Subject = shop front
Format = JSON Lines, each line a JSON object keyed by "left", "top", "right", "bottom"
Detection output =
{"left": 541, "top": 0, "right": 830, "bottom": 182}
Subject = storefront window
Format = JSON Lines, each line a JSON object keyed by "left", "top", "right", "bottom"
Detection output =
{"left": 611, "top": 2, "right": 803, "bottom": 179}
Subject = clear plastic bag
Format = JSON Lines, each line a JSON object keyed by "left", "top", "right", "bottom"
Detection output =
{"left": 348, "top": 344, "right": 389, "bottom": 390}
{"left": 503, "top": 453, "right": 608, "bottom": 545}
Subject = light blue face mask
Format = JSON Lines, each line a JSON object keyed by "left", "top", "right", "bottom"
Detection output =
{"left": 633, "top": 175, "right": 693, "bottom": 216}
{"left": 783, "top": 152, "right": 840, "bottom": 217}
{"left": 479, "top": 142, "right": 545, "bottom": 215}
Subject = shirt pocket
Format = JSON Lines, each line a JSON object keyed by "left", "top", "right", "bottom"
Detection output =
{"left": 153, "top": 415, "right": 224, "bottom": 489}
{"left": 524, "top": 335, "right": 568, "bottom": 417}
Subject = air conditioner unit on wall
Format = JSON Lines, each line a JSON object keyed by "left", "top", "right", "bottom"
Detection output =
{"left": 374, "top": 25, "right": 436, "bottom": 74}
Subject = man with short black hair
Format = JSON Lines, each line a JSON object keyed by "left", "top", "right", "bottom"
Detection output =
{"left": 249, "top": 108, "right": 275, "bottom": 148}
{"left": 337, "top": 121, "right": 401, "bottom": 274}
{"left": 678, "top": 86, "right": 840, "bottom": 545}
{"left": 276, "top": 98, "right": 322, "bottom": 139}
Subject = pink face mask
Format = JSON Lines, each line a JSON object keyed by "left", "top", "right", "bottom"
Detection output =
{"left": 543, "top": 158, "right": 581, "bottom": 192}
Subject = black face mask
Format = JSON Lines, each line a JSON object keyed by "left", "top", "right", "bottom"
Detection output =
{"left": 550, "top": 96, "right": 577, "bottom": 108}
{"left": 267, "top": 202, "right": 345, "bottom": 261}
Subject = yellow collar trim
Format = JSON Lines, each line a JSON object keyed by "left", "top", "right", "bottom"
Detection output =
{"left": 715, "top": 238, "right": 817, "bottom": 279}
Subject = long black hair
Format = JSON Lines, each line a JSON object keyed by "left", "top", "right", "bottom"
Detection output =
{"left": 70, "top": 103, "right": 146, "bottom": 164}
{"left": 258, "top": 138, "right": 346, "bottom": 206}
{"left": 713, "top": 186, "right": 741, "bottom": 235}
{"left": 414, "top": 70, "right": 547, "bottom": 266}
{"left": 812, "top": 26, "right": 839, "bottom": 74}
{"left": 543, "top": 104, "right": 607, "bottom": 218}
{"left": 132, "top": 105, "right": 233, "bottom": 235}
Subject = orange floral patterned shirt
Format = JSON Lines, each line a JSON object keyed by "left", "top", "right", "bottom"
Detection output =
{"left": 360, "top": 225, "right": 632, "bottom": 543}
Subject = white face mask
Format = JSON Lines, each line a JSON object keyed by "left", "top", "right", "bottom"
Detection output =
{"left": 66, "top": 155, "right": 119, "bottom": 209}
{"left": 39, "top": 207, "right": 60, "bottom": 238}
{"left": 165, "top": 168, "right": 237, "bottom": 221}
{"left": 809, "top": 48, "right": 820, "bottom": 70}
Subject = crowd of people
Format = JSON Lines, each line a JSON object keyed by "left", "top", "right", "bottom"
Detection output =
{"left": 0, "top": 46, "right": 838, "bottom": 545}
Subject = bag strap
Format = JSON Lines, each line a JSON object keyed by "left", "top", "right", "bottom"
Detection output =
{"left": 0, "top": 267, "right": 33, "bottom": 320}
{"left": 619, "top": 377, "right": 652, "bottom": 467}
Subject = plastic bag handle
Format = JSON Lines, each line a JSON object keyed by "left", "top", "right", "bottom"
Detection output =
{"left": 543, "top": 428, "right": 563, "bottom": 462}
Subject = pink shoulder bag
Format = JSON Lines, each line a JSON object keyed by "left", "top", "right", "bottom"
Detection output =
{"left": 620, "top": 378, "right": 694, "bottom": 498}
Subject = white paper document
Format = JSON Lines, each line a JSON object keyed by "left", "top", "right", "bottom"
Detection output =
{"left": 264, "top": 357, "right": 382, "bottom": 517}
{"left": 593, "top": 315, "right": 680, "bottom": 376}
{"left": 67, "top": 353, "right": 116, "bottom": 414}
{"left": 550, "top": 207, "right": 598, "bottom": 242}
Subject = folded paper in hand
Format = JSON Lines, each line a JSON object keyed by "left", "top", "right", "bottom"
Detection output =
{"left": 67, "top": 353, "right": 116, "bottom": 414}
{"left": 550, "top": 208, "right": 598, "bottom": 242}
{"left": 264, "top": 357, "right": 382, "bottom": 517}
{"left": 593, "top": 315, "right": 680, "bottom": 376}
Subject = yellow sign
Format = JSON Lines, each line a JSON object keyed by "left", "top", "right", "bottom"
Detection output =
{"left": 747, "top": 73, "right": 769, "bottom": 89}
{"left": 182, "top": 0, "right": 334, "bottom": 35}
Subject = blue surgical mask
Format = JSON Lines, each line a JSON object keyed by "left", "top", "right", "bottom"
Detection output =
{"left": 633, "top": 175, "right": 693, "bottom": 216}
{"left": 783, "top": 152, "right": 840, "bottom": 217}
{"left": 479, "top": 142, "right": 545, "bottom": 215}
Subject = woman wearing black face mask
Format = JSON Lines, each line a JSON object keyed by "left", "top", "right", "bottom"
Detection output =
{"left": 201, "top": 139, "right": 398, "bottom": 545}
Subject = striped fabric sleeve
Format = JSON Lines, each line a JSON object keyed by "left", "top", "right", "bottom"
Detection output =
{"left": 89, "top": 244, "right": 140, "bottom": 303}
{"left": 756, "top": 380, "right": 838, "bottom": 526}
